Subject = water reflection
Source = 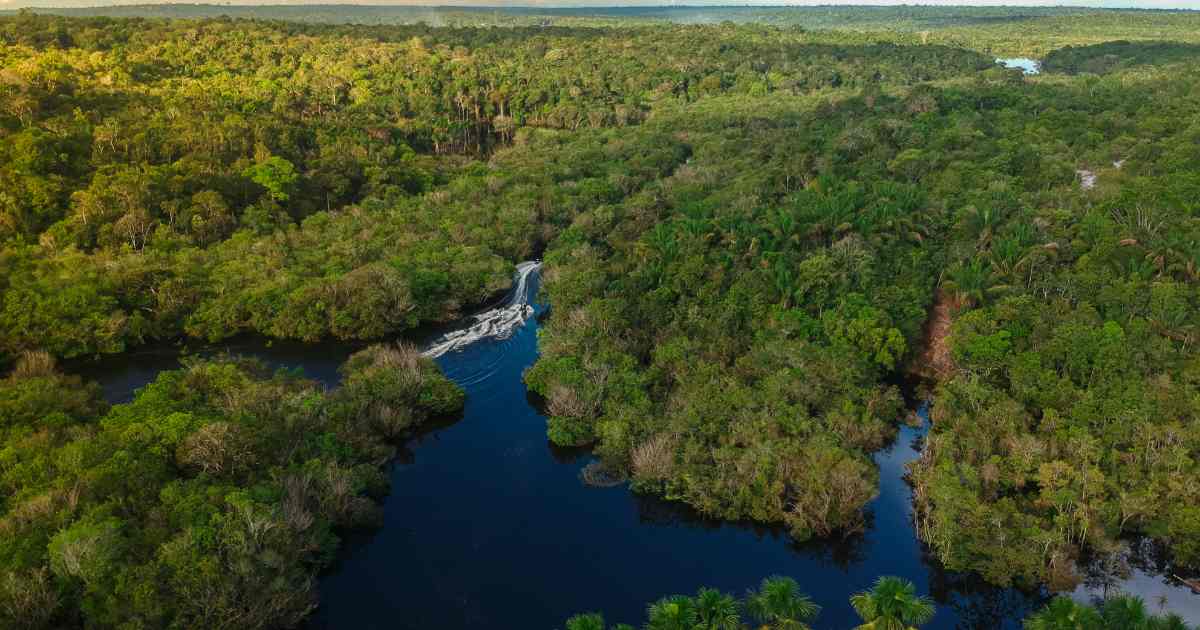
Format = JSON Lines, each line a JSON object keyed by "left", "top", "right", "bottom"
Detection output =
{"left": 65, "top": 268, "right": 1198, "bottom": 629}
{"left": 1074, "top": 540, "right": 1200, "bottom": 623}
{"left": 930, "top": 570, "right": 1044, "bottom": 630}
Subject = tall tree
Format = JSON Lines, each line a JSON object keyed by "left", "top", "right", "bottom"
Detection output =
{"left": 744, "top": 576, "right": 821, "bottom": 630}
{"left": 849, "top": 576, "right": 935, "bottom": 630}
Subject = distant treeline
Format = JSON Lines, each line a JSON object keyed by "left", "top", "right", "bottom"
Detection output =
{"left": 8, "top": 4, "right": 1199, "bottom": 57}
{"left": 1044, "top": 40, "right": 1200, "bottom": 75}
{"left": 0, "top": 4, "right": 1186, "bottom": 29}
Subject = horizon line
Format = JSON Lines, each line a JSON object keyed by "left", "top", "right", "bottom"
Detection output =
{"left": 5, "top": 2, "right": 1198, "bottom": 9}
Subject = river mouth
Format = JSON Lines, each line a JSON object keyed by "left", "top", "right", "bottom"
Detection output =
{"left": 66, "top": 267, "right": 1197, "bottom": 629}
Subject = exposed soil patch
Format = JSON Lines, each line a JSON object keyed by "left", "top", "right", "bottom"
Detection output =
{"left": 909, "top": 289, "right": 957, "bottom": 383}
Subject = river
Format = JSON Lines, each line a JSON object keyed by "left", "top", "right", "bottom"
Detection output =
{"left": 69, "top": 266, "right": 1197, "bottom": 629}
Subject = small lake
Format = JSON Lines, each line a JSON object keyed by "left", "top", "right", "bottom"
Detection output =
{"left": 997, "top": 57, "right": 1041, "bottom": 74}
{"left": 71, "top": 269, "right": 1199, "bottom": 629}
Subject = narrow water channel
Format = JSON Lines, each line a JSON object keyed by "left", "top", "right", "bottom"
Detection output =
{"left": 69, "top": 268, "right": 1197, "bottom": 629}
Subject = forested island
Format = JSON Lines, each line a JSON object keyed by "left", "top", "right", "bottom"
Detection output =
{"left": 1, "top": 5, "right": 1199, "bottom": 629}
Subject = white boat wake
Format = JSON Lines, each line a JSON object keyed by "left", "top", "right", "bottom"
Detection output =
{"left": 422, "top": 261, "right": 542, "bottom": 358}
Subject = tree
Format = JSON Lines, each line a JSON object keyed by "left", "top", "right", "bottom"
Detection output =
{"left": 188, "top": 190, "right": 234, "bottom": 245}
{"left": 243, "top": 156, "right": 299, "bottom": 202}
{"left": 888, "top": 148, "right": 927, "bottom": 183}
{"left": 47, "top": 517, "right": 125, "bottom": 587}
{"left": 1100, "top": 595, "right": 1149, "bottom": 629}
{"left": 942, "top": 259, "right": 991, "bottom": 307}
{"left": 646, "top": 595, "right": 697, "bottom": 630}
{"left": 694, "top": 587, "right": 741, "bottom": 630}
{"left": 1025, "top": 597, "right": 1103, "bottom": 630}
{"left": 849, "top": 576, "right": 935, "bottom": 630}
{"left": 744, "top": 576, "right": 820, "bottom": 630}
{"left": 564, "top": 613, "right": 606, "bottom": 630}
{"left": 1024, "top": 595, "right": 1194, "bottom": 630}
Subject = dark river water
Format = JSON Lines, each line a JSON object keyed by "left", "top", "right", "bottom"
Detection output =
{"left": 70, "top": 270, "right": 1199, "bottom": 629}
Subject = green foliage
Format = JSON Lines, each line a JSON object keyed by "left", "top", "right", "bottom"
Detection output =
{"left": 566, "top": 613, "right": 610, "bottom": 630}
{"left": 0, "top": 351, "right": 105, "bottom": 427}
{"left": 526, "top": 96, "right": 940, "bottom": 538}
{"left": 849, "top": 576, "right": 935, "bottom": 630}
{"left": 1025, "top": 596, "right": 1103, "bottom": 630}
{"left": 1044, "top": 41, "right": 1200, "bottom": 76}
{"left": 822, "top": 295, "right": 908, "bottom": 370}
{"left": 694, "top": 587, "right": 742, "bottom": 630}
{"left": 243, "top": 156, "right": 299, "bottom": 202}
{"left": 0, "top": 344, "right": 462, "bottom": 629}
{"left": 1026, "top": 595, "right": 1194, "bottom": 630}
{"left": 744, "top": 576, "right": 820, "bottom": 630}
{"left": 3, "top": 8, "right": 1200, "bottom": 625}
{"left": 561, "top": 575, "right": 929, "bottom": 630}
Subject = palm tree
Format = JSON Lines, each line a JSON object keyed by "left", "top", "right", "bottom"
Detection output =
{"left": 962, "top": 205, "right": 1002, "bottom": 246}
{"left": 1024, "top": 596, "right": 1102, "bottom": 630}
{"left": 769, "top": 207, "right": 799, "bottom": 250}
{"left": 1027, "top": 595, "right": 1193, "bottom": 630}
{"left": 646, "top": 594, "right": 697, "bottom": 630}
{"left": 1165, "top": 238, "right": 1200, "bottom": 284}
{"left": 694, "top": 587, "right": 741, "bottom": 630}
{"left": 857, "top": 181, "right": 929, "bottom": 243}
{"left": 989, "top": 235, "right": 1025, "bottom": 279}
{"left": 942, "top": 259, "right": 991, "bottom": 307}
{"left": 564, "top": 613, "right": 606, "bottom": 630}
{"left": 1101, "top": 594, "right": 1149, "bottom": 629}
{"left": 1146, "top": 613, "right": 1191, "bottom": 630}
{"left": 771, "top": 258, "right": 797, "bottom": 308}
{"left": 849, "top": 576, "right": 935, "bottom": 630}
{"left": 744, "top": 576, "right": 820, "bottom": 630}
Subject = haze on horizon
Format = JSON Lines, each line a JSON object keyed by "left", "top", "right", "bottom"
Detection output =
{"left": 1, "top": 0, "right": 1197, "bottom": 9}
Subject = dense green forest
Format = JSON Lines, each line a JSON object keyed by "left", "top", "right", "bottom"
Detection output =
{"left": 527, "top": 49, "right": 1200, "bottom": 587}
{"left": 0, "top": 344, "right": 462, "bottom": 627}
{"left": 2, "top": 7, "right": 1200, "bottom": 629}
{"left": 0, "top": 12, "right": 993, "bottom": 360}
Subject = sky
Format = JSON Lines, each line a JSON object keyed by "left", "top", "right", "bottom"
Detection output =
{"left": 2, "top": 0, "right": 1197, "bottom": 9}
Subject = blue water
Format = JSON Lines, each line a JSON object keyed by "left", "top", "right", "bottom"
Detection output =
{"left": 71, "top": 274, "right": 1051, "bottom": 629}
{"left": 306, "top": 282, "right": 1045, "bottom": 628}
{"left": 997, "top": 57, "right": 1041, "bottom": 74}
